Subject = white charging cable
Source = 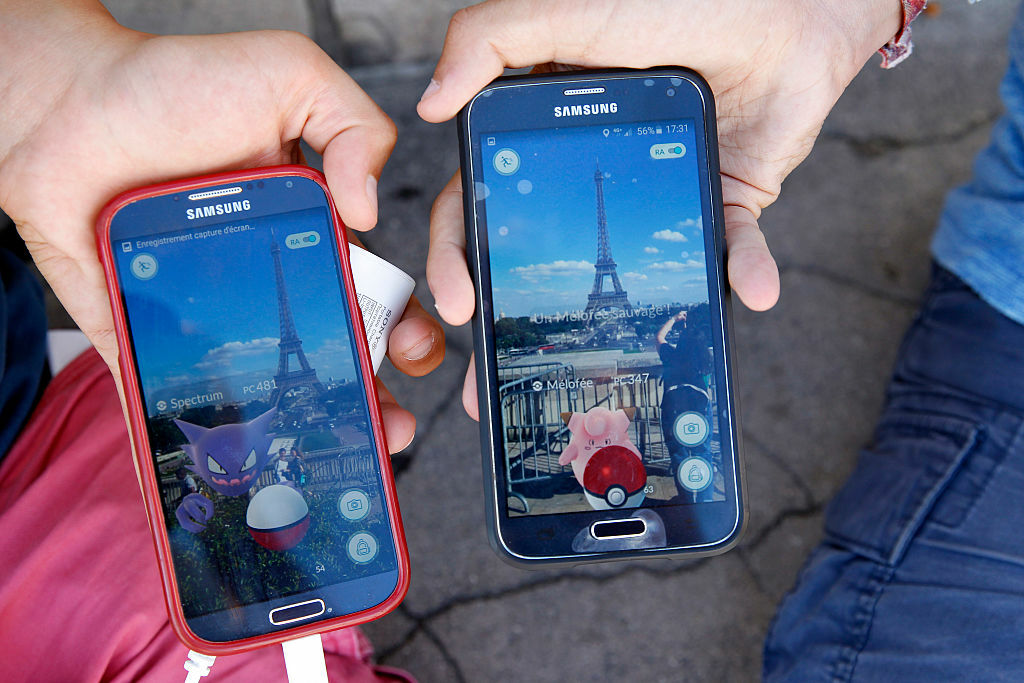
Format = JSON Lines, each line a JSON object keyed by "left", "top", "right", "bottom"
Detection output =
{"left": 182, "top": 634, "right": 327, "bottom": 682}
{"left": 281, "top": 634, "right": 329, "bottom": 682}
{"left": 183, "top": 650, "right": 216, "bottom": 683}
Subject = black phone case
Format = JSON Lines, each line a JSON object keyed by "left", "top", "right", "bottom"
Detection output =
{"left": 458, "top": 68, "right": 745, "bottom": 567}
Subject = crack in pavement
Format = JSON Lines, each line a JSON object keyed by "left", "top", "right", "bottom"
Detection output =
{"left": 735, "top": 546, "right": 773, "bottom": 600}
{"left": 729, "top": 500, "right": 826, "bottom": 607}
{"left": 820, "top": 110, "right": 1001, "bottom": 158}
{"left": 742, "top": 430, "right": 816, "bottom": 508}
{"left": 375, "top": 605, "right": 422, "bottom": 662}
{"left": 406, "top": 565, "right": 703, "bottom": 621}
{"left": 380, "top": 494, "right": 824, "bottom": 669}
{"left": 376, "top": 261, "right": 867, "bottom": 671}
{"left": 742, "top": 501, "right": 825, "bottom": 550}
{"left": 420, "top": 621, "right": 469, "bottom": 683}
{"left": 777, "top": 263, "right": 922, "bottom": 307}
{"left": 375, "top": 607, "right": 468, "bottom": 682}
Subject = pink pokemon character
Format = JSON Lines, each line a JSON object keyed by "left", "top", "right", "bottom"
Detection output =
{"left": 559, "top": 407, "right": 646, "bottom": 510}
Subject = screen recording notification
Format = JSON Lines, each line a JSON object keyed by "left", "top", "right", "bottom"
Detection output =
{"left": 99, "top": 168, "right": 407, "bottom": 651}
{"left": 461, "top": 71, "right": 744, "bottom": 565}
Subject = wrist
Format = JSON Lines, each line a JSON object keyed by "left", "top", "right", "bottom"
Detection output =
{"left": 878, "top": 0, "right": 928, "bottom": 68}
{"left": 822, "top": 0, "right": 904, "bottom": 80}
{"left": 863, "top": 0, "right": 908, "bottom": 51}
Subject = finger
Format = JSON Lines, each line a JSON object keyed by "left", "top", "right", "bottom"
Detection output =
{"left": 386, "top": 295, "right": 446, "bottom": 377}
{"left": 345, "top": 228, "right": 446, "bottom": 375}
{"left": 417, "top": 2, "right": 536, "bottom": 121}
{"left": 280, "top": 34, "right": 398, "bottom": 231}
{"left": 417, "top": 0, "right": 715, "bottom": 122}
{"left": 722, "top": 204, "right": 779, "bottom": 311}
{"left": 375, "top": 377, "right": 416, "bottom": 453}
{"left": 417, "top": 0, "right": 570, "bottom": 121}
{"left": 462, "top": 353, "right": 479, "bottom": 422}
{"left": 427, "top": 172, "right": 475, "bottom": 325}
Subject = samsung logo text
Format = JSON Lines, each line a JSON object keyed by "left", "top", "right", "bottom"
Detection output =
{"left": 186, "top": 199, "right": 251, "bottom": 220}
{"left": 554, "top": 103, "right": 619, "bottom": 118}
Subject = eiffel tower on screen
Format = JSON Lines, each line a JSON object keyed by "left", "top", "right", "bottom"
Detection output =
{"left": 269, "top": 230, "right": 325, "bottom": 406}
{"left": 582, "top": 161, "right": 633, "bottom": 321}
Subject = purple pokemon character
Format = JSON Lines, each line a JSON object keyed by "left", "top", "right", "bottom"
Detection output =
{"left": 174, "top": 408, "right": 277, "bottom": 533}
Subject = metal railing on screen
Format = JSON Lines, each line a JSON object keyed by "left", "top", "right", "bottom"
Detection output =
{"left": 497, "top": 361, "right": 669, "bottom": 513}
{"left": 159, "top": 443, "right": 379, "bottom": 513}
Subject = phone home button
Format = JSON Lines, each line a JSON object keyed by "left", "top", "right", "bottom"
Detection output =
{"left": 590, "top": 518, "right": 647, "bottom": 540}
{"left": 269, "top": 598, "right": 326, "bottom": 626}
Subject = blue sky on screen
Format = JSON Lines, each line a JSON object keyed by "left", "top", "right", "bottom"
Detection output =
{"left": 480, "top": 120, "right": 711, "bottom": 319}
{"left": 118, "top": 208, "right": 358, "bottom": 394}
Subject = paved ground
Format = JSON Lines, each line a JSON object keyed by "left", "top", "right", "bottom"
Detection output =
{"left": 12, "top": 0, "right": 1022, "bottom": 680}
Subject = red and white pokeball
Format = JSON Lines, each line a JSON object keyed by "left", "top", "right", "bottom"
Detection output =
{"left": 246, "top": 484, "right": 310, "bottom": 551}
{"left": 582, "top": 445, "right": 647, "bottom": 510}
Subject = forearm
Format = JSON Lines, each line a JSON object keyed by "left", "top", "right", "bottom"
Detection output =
{"left": 0, "top": 0, "right": 129, "bottom": 171}
{"left": 656, "top": 319, "right": 675, "bottom": 345}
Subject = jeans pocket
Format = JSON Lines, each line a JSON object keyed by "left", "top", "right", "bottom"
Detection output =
{"left": 824, "top": 408, "right": 984, "bottom": 567}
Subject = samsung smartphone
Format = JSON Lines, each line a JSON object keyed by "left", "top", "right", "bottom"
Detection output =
{"left": 459, "top": 69, "right": 744, "bottom": 565}
{"left": 97, "top": 166, "right": 408, "bottom": 653}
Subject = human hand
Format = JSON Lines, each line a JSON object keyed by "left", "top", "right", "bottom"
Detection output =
{"left": 423, "top": 0, "right": 902, "bottom": 314}
{"left": 420, "top": 0, "right": 901, "bottom": 418}
{"left": 674, "top": 311, "right": 687, "bottom": 323}
{"left": 0, "top": 2, "right": 443, "bottom": 451}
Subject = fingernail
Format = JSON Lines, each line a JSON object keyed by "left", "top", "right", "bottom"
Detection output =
{"left": 380, "top": 405, "right": 415, "bottom": 452}
{"left": 419, "top": 78, "right": 441, "bottom": 103}
{"left": 365, "top": 175, "right": 378, "bottom": 210}
{"left": 401, "top": 333, "right": 435, "bottom": 361}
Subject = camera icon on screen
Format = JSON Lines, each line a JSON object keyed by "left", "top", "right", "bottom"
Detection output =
{"left": 338, "top": 489, "right": 370, "bottom": 521}
{"left": 673, "top": 412, "right": 709, "bottom": 447}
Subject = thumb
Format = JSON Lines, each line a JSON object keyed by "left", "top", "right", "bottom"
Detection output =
{"left": 278, "top": 34, "right": 397, "bottom": 231}
{"left": 723, "top": 204, "right": 779, "bottom": 311}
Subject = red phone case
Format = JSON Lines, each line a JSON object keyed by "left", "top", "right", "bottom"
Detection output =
{"left": 95, "top": 165, "right": 410, "bottom": 655}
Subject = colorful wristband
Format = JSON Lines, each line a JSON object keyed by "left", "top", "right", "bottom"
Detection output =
{"left": 878, "top": 0, "right": 928, "bottom": 68}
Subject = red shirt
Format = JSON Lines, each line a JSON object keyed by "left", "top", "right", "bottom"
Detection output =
{"left": 0, "top": 349, "right": 409, "bottom": 682}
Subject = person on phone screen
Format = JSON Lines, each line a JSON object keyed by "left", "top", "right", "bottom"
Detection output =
{"left": 288, "top": 445, "right": 308, "bottom": 488}
{"left": 274, "top": 446, "right": 291, "bottom": 484}
{"left": 420, "top": 0, "right": 1024, "bottom": 679}
{"left": 655, "top": 310, "right": 712, "bottom": 498}
{"left": 175, "top": 467, "right": 199, "bottom": 499}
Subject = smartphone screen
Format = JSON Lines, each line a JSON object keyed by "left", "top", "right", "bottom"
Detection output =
{"left": 107, "top": 175, "right": 402, "bottom": 642}
{"left": 463, "top": 72, "right": 742, "bottom": 561}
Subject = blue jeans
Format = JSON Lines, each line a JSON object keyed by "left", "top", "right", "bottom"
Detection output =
{"left": 764, "top": 265, "right": 1024, "bottom": 681}
{"left": 0, "top": 246, "right": 46, "bottom": 462}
